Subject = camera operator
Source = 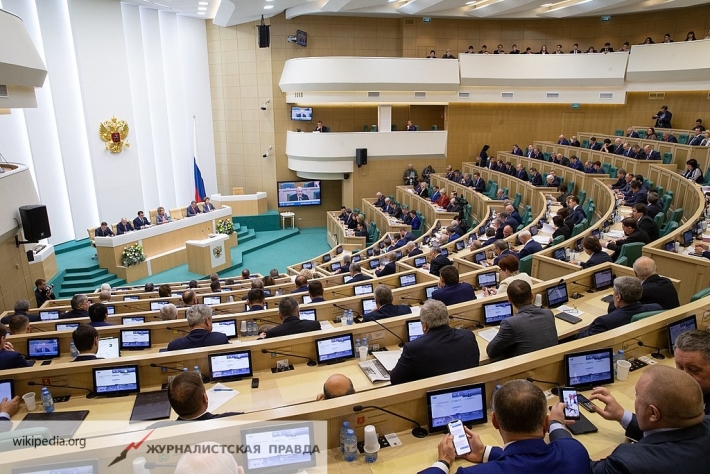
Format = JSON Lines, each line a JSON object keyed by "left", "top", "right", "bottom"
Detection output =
{"left": 34, "top": 279, "right": 55, "bottom": 306}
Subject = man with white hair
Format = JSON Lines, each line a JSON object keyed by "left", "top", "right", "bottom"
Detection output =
{"left": 166, "top": 304, "right": 228, "bottom": 351}
{"left": 174, "top": 441, "right": 244, "bottom": 474}
{"left": 98, "top": 290, "right": 111, "bottom": 303}
{"left": 160, "top": 303, "right": 178, "bottom": 321}
{"left": 633, "top": 256, "right": 679, "bottom": 310}
{"left": 517, "top": 230, "right": 542, "bottom": 259}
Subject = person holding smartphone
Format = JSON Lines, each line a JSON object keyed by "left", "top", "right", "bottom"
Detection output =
{"left": 418, "top": 379, "right": 589, "bottom": 474}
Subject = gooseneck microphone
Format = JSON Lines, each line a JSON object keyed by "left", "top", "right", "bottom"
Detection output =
{"left": 637, "top": 340, "right": 666, "bottom": 360}
{"left": 261, "top": 349, "right": 317, "bottom": 367}
{"left": 331, "top": 290, "right": 350, "bottom": 298}
{"left": 525, "top": 376, "right": 561, "bottom": 396}
{"left": 353, "top": 405, "right": 428, "bottom": 438}
{"left": 572, "top": 280, "right": 594, "bottom": 293}
{"left": 450, "top": 314, "right": 484, "bottom": 329}
{"left": 27, "top": 381, "right": 95, "bottom": 399}
{"left": 368, "top": 318, "right": 405, "bottom": 347}
{"left": 30, "top": 326, "right": 46, "bottom": 332}
{"left": 399, "top": 296, "right": 424, "bottom": 305}
{"left": 166, "top": 326, "right": 190, "bottom": 334}
{"left": 150, "top": 363, "right": 186, "bottom": 373}
{"left": 332, "top": 303, "right": 361, "bottom": 317}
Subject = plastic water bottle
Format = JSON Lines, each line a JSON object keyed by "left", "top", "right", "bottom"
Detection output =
{"left": 346, "top": 309, "right": 354, "bottom": 325}
{"left": 355, "top": 339, "right": 361, "bottom": 352}
{"left": 362, "top": 337, "right": 369, "bottom": 352}
{"left": 490, "top": 384, "right": 502, "bottom": 412}
{"left": 69, "top": 342, "right": 79, "bottom": 359}
{"left": 339, "top": 421, "right": 350, "bottom": 453}
{"left": 41, "top": 387, "right": 54, "bottom": 414}
{"left": 193, "top": 366, "right": 201, "bottom": 378}
{"left": 343, "top": 428, "right": 358, "bottom": 462}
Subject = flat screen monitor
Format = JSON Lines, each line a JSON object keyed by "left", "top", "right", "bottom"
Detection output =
{"left": 395, "top": 250, "right": 402, "bottom": 260}
{"left": 351, "top": 254, "right": 361, "bottom": 263}
{"left": 565, "top": 348, "right": 614, "bottom": 389}
{"left": 105, "top": 305, "right": 115, "bottom": 315}
{"left": 336, "top": 245, "right": 343, "bottom": 254}
{"left": 277, "top": 180, "right": 321, "bottom": 207}
{"left": 93, "top": 365, "right": 140, "bottom": 397}
{"left": 354, "top": 283, "right": 373, "bottom": 296}
{"left": 322, "top": 254, "right": 331, "bottom": 263}
{"left": 407, "top": 319, "right": 424, "bottom": 342}
{"left": 0, "top": 379, "right": 13, "bottom": 402}
{"left": 414, "top": 256, "right": 427, "bottom": 268}
{"left": 56, "top": 322, "right": 79, "bottom": 331}
{"left": 315, "top": 333, "right": 354, "bottom": 364}
{"left": 368, "top": 259, "right": 379, "bottom": 270}
{"left": 263, "top": 289, "right": 271, "bottom": 296}
{"left": 482, "top": 301, "right": 513, "bottom": 325}
{"left": 212, "top": 319, "right": 238, "bottom": 339}
{"left": 668, "top": 315, "right": 697, "bottom": 355}
{"left": 303, "top": 295, "right": 312, "bottom": 304}
{"left": 302, "top": 262, "right": 313, "bottom": 270}
{"left": 11, "top": 459, "right": 99, "bottom": 474}
{"left": 477, "top": 272, "right": 497, "bottom": 288}
{"left": 593, "top": 269, "right": 613, "bottom": 291}
{"left": 474, "top": 252, "right": 487, "bottom": 264}
{"left": 455, "top": 240, "right": 465, "bottom": 251}
{"left": 208, "top": 350, "right": 253, "bottom": 382}
{"left": 171, "top": 292, "right": 184, "bottom": 298}
{"left": 591, "top": 229, "right": 600, "bottom": 239}
{"left": 27, "top": 338, "right": 59, "bottom": 359}
{"left": 331, "top": 262, "right": 341, "bottom": 272}
{"left": 203, "top": 296, "right": 221, "bottom": 306}
{"left": 664, "top": 241, "right": 676, "bottom": 252}
{"left": 290, "top": 106, "right": 312, "bottom": 121}
{"left": 682, "top": 230, "right": 694, "bottom": 246}
{"left": 123, "top": 295, "right": 139, "bottom": 301}
{"left": 425, "top": 285, "right": 438, "bottom": 299}
{"left": 240, "top": 422, "right": 316, "bottom": 473}
{"left": 97, "top": 337, "right": 120, "bottom": 359}
{"left": 441, "top": 248, "right": 449, "bottom": 258}
{"left": 546, "top": 282, "right": 569, "bottom": 308}
{"left": 575, "top": 238, "right": 583, "bottom": 252}
{"left": 343, "top": 275, "right": 353, "bottom": 284}
{"left": 120, "top": 329, "right": 151, "bottom": 350}
{"left": 553, "top": 248, "right": 567, "bottom": 261}
{"left": 362, "top": 298, "right": 376, "bottom": 314}
{"left": 424, "top": 236, "right": 431, "bottom": 245}
{"left": 295, "top": 29, "right": 308, "bottom": 47}
{"left": 150, "top": 301, "right": 169, "bottom": 311}
{"left": 367, "top": 248, "right": 374, "bottom": 257}
{"left": 122, "top": 316, "right": 145, "bottom": 325}
{"left": 39, "top": 310, "right": 59, "bottom": 321}
{"left": 400, "top": 274, "right": 416, "bottom": 287}
{"left": 299, "top": 309, "right": 317, "bottom": 321}
{"left": 427, "top": 383, "right": 488, "bottom": 432}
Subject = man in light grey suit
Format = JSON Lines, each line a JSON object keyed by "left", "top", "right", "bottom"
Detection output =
{"left": 486, "top": 280, "right": 557, "bottom": 360}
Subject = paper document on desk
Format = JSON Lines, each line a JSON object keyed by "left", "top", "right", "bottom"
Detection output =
{"left": 206, "top": 383, "right": 239, "bottom": 413}
{"left": 410, "top": 306, "right": 421, "bottom": 317}
{"left": 478, "top": 328, "right": 499, "bottom": 342}
{"left": 542, "top": 223, "right": 556, "bottom": 234}
{"left": 557, "top": 305, "right": 583, "bottom": 316}
{"left": 373, "top": 350, "right": 402, "bottom": 372}
{"left": 606, "top": 231, "right": 625, "bottom": 239}
{"left": 320, "top": 321, "right": 333, "bottom": 330}
{"left": 533, "top": 236, "right": 551, "bottom": 245}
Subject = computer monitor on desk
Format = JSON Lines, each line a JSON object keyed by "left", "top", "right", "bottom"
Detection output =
{"left": 668, "top": 315, "right": 697, "bottom": 355}
{"left": 39, "top": 310, "right": 59, "bottom": 321}
{"left": 203, "top": 296, "right": 221, "bottom": 306}
{"left": 150, "top": 301, "right": 169, "bottom": 311}
{"left": 362, "top": 298, "right": 377, "bottom": 314}
{"left": 240, "top": 422, "right": 317, "bottom": 474}
{"left": 315, "top": 334, "right": 354, "bottom": 365}
{"left": 482, "top": 301, "right": 513, "bottom": 326}
{"left": 407, "top": 320, "right": 424, "bottom": 342}
{"left": 546, "top": 282, "right": 569, "bottom": 308}
{"left": 593, "top": 269, "right": 613, "bottom": 291}
{"left": 399, "top": 274, "right": 416, "bottom": 287}
{"left": 123, "top": 295, "right": 139, "bottom": 301}
{"left": 354, "top": 283, "right": 373, "bottom": 296}
{"left": 212, "top": 319, "right": 238, "bottom": 339}
{"left": 299, "top": 309, "right": 317, "bottom": 321}
{"left": 120, "top": 330, "right": 151, "bottom": 350}
{"left": 27, "top": 338, "right": 60, "bottom": 360}
{"left": 97, "top": 337, "right": 120, "bottom": 359}
{"left": 565, "top": 348, "right": 614, "bottom": 389}
{"left": 122, "top": 316, "right": 145, "bottom": 325}
{"left": 93, "top": 365, "right": 140, "bottom": 397}
{"left": 682, "top": 230, "right": 694, "bottom": 247}
{"left": 208, "top": 350, "right": 253, "bottom": 382}
{"left": 427, "top": 383, "right": 487, "bottom": 432}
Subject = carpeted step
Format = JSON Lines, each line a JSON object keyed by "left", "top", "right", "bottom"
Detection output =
{"left": 62, "top": 268, "right": 109, "bottom": 281}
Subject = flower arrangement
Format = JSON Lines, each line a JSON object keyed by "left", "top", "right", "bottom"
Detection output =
{"left": 121, "top": 243, "right": 146, "bottom": 267}
{"left": 217, "top": 219, "right": 235, "bottom": 235}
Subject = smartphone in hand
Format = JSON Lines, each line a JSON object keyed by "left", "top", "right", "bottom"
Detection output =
{"left": 560, "top": 387, "right": 580, "bottom": 420}
{"left": 448, "top": 420, "right": 472, "bottom": 456}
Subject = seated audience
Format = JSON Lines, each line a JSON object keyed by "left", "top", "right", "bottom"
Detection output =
{"left": 88, "top": 303, "right": 112, "bottom": 327}
{"left": 631, "top": 203, "right": 659, "bottom": 241}
{"left": 291, "top": 275, "right": 309, "bottom": 293}
{"left": 316, "top": 374, "right": 356, "bottom": 401}
{"left": 604, "top": 218, "right": 650, "bottom": 261}
{"left": 550, "top": 215, "right": 571, "bottom": 242}
{"left": 492, "top": 240, "right": 517, "bottom": 266}
{"left": 116, "top": 218, "right": 134, "bottom": 234}
{"left": 72, "top": 324, "right": 101, "bottom": 362}
{"left": 674, "top": 330, "right": 710, "bottom": 413}
{"left": 0, "top": 324, "right": 29, "bottom": 370}
{"left": 363, "top": 285, "right": 412, "bottom": 322}
{"left": 431, "top": 266, "right": 476, "bottom": 306}
{"left": 260, "top": 297, "right": 320, "bottom": 339}
{"left": 95, "top": 221, "right": 114, "bottom": 237}
{"left": 145, "top": 282, "right": 155, "bottom": 292}
{"left": 486, "top": 254, "right": 532, "bottom": 296}
{"left": 348, "top": 262, "right": 371, "bottom": 283}
{"left": 308, "top": 281, "right": 325, "bottom": 303}
{"left": 646, "top": 191, "right": 663, "bottom": 218}
{"left": 201, "top": 197, "right": 215, "bottom": 213}
{"left": 428, "top": 246, "right": 453, "bottom": 277}
{"left": 576, "top": 235, "right": 613, "bottom": 268}
{"left": 375, "top": 252, "right": 397, "bottom": 278}
{"left": 186, "top": 201, "right": 200, "bottom": 217}
{"left": 246, "top": 289, "right": 266, "bottom": 312}
{"left": 133, "top": 211, "right": 151, "bottom": 230}
{"left": 1, "top": 300, "right": 39, "bottom": 325}
{"left": 517, "top": 230, "right": 543, "bottom": 259}
{"left": 60, "top": 294, "right": 90, "bottom": 319}
{"left": 8, "top": 315, "right": 30, "bottom": 335}
{"left": 182, "top": 290, "right": 197, "bottom": 307}
{"left": 209, "top": 280, "right": 221, "bottom": 293}
{"left": 155, "top": 207, "right": 170, "bottom": 224}
{"left": 633, "top": 257, "right": 680, "bottom": 310}
{"left": 158, "top": 284, "right": 171, "bottom": 298}
{"left": 160, "top": 303, "right": 178, "bottom": 320}
{"left": 167, "top": 304, "right": 229, "bottom": 351}
{"left": 168, "top": 372, "right": 242, "bottom": 421}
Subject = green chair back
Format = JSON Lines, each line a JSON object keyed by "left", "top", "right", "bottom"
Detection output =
{"left": 631, "top": 310, "right": 664, "bottom": 323}
{"left": 690, "top": 287, "right": 710, "bottom": 302}
{"left": 609, "top": 166, "right": 618, "bottom": 178}
{"left": 638, "top": 130, "right": 646, "bottom": 139}
{"left": 518, "top": 255, "right": 533, "bottom": 276}
{"left": 614, "top": 129, "right": 624, "bottom": 136}
{"left": 615, "top": 256, "right": 628, "bottom": 266}
{"left": 391, "top": 124, "right": 397, "bottom": 131}
{"left": 582, "top": 139, "right": 589, "bottom": 148}
{"left": 571, "top": 222, "right": 584, "bottom": 237}
{"left": 577, "top": 190, "right": 587, "bottom": 207}
{"left": 661, "top": 195, "right": 672, "bottom": 214}
{"left": 653, "top": 212, "right": 664, "bottom": 227}
{"left": 662, "top": 152, "right": 673, "bottom": 165}
{"left": 371, "top": 125, "right": 378, "bottom": 132}
{"left": 615, "top": 242, "right": 644, "bottom": 267}
{"left": 679, "top": 133, "right": 689, "bottom": 145}
{"left": 661, "top": 221, "right": 678, "bottom": 237}
{"left": 513, "top": 193, "right": 522, "bottom": 210}
{"left": 552, "top": 235, "right": 565, "bottom": 245}
{"left": 567, "top": 180, "right": 575, "bottom": 194}
{"left": 601, "top": 163, "right": 611, "bottom": 174}
{"left": 486, "top": 183, "right": 498, "bottom": 199}
{"left": 431, "top": 125, "right": 438, "bottom": 130}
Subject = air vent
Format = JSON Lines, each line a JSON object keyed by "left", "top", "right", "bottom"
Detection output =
{"left": 599, "top": 92, "right": 614, "bottom": 100}
{"left": 368, "top": 91, "right": 380, "bottom": 98}
{"left": 546, "top": 92, "right": 560, "bottom": 99}
{"left": 414, "top": 91, "right": 426, "bottom": 98}
{"left": 0, "top": 85, "right": 7, "bottom": 98}
{"left": 501, "top": 92, "right": 514, "bottom": 99}
{"left": 404, "top": 19, "right": 415, "bottom": 25}
{"left": 458, "top": 92, "right": 470, "bottom": 99}
{"left": 707, "top": 91, "right": 710, "bottom": 100}
{"left": 295, "top": 92, "right": 303, "bottom": 98}
{"left": 648, "top": 92, "right": 665, "bottom": 100}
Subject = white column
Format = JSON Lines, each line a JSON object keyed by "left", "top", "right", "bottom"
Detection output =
{"left": 378, "top": 104, "right": 392, "bottom": 133}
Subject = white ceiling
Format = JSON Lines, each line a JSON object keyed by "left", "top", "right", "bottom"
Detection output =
{"left": 118, "top": 0, "right": 708, "bottom": 27}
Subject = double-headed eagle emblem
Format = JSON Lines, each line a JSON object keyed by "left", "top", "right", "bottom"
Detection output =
{"left": 99, "top": 116, "right": 130, "bottom": 153}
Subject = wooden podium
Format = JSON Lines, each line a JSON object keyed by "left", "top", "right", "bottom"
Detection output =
{"left": 185, "top": 234, "right": 231, "bottom": 275}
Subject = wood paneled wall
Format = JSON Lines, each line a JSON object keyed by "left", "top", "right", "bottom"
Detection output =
{"left": 0, "top": 237, "right": 36, "bottom": 311}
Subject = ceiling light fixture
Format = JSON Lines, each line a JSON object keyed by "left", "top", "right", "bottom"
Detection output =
{"left": 465, "top": 1, "right": 478, "bottom": 4}
{"left": 198, "top": 6, "right": 207, "bottom": 10}
{"left": 198, "top": 1, "right": 208, "bottom": 4}
{"left": 264, "top": 5, "right": 274, "bottom": 9}
{"left": 198, "top": 11, "right": 205, "bottom": 15}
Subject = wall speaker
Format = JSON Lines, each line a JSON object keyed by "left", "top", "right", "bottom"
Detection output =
{"left": 356, "top": 148, "right": 367, "bottom": 167}
{"left": 19, "top": 204, "right": 51, "bottom": 242}
{"left": 258, "top": 24, "right": 270, "bottom": 48}
{"left": 26, "top": 250, "right": 34, "bottom": 262}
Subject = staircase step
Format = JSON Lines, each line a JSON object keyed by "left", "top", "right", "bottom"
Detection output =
{"left": 61, "top": 274, "right": 119, "bottom": 290}
{"left": 65, "top": 264, "right": 101, "bottom": 274}
{"left": 63, "top": 268, "right": 109, "bottom": 281}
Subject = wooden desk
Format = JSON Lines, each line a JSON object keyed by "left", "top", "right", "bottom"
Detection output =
{"left": 361, "top": 199, "right": 411, "bottom": 236}
{"left": 327, "top": 211, "right": 367, "bottom": 249}
{"left": 396, "top": 186, "right": 459, "bottom": 232}
{"left": 185, "top": 234, "right": 232, "bottom": 275}
{"left": 211, "top": 191, "right": 268, "bottom": 217}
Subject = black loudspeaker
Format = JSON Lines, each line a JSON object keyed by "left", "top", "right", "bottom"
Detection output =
{"left": 26, "top": 250, "right": 34, "bottom": 262}
{"left": 258, "top": 24, "right": 270, "bottom": 48}
{"left": 19, "top": 205, "right": 51, "bottom": 242}
{"left": 356, "top": 148, "right": 368, "bottom": 167}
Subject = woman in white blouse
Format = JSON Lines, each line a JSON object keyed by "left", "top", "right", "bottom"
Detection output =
{"left": 484, "top": 254, "right": 532, "bottom": 296}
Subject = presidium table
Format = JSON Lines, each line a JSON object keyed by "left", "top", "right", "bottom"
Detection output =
{"left": 95, "top": 206, "right": 235, "bottom": 283}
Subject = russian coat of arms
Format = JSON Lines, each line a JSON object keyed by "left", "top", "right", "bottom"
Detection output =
{"left": 99, "top": 116, "right": 130, "bottom": 153}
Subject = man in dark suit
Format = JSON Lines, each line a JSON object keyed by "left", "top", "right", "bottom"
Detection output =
{"left": 631, "top": 203, "right": 659, "bottom": 241}
{"left": 566, "top": 196, "right": 586, "bottom": 227}
{"left": 348, "top": 262, "right": 372, "bottom": 283}
{"left": 1, "top": 300, "right": 39, "bottom": 325}
{"left": 577, "top": 276, "right": 662, "bottom": 338}
{"left": 557, "top": 134, "right": 570, "bottom": 145}
{"left": 289, "top": 187, "right": 309, "bottom": 202}
{"left": 662, "top": 131, "right": 678, "bottom": 143}
{"left": 382, "top": 198, "right": 395, "bottom": 215}
{"left": 427, "top": 246, "right": 452, "bottom": 277}
{"left": 116, "top": 217, "right": 134, "bottom": 234}
{"left": 588, "top": 136, "right": 602, "bottom": 150}
{"left": 515, "top": 164, "right": 528, "bottom": 181}
{"left": 375, "top": 252, "right": 397, "bottom": 278}
{"left": 646, "top": 192, "right": 663, "bottom": 219}
{"left": 419, "top": 380, "right": 589, "bottom": 474}
{"left": 643, "top": 145, "right": 661, "bottom": 160}
{"left": 363, "top": 285, "right": 412, "bottom": 322}
{"left": 570, "top": 155, "right": 585, "bottom": 171}
{"left": 167, "top": 304, "right": 229, "bottom": 350}
{"left": 492, "top": 240, "right": 518, "bottom": 266}
{"left": 429, "top": 187, "right": 441, "bottom": 204}
{"left": 674, "top": 330, "right": 710, "bottom": 413}
{"left": 406, "top": 241, "right": 422, "bottom": 257}
{"left": 529, "top": 168, "right": 543, "bottom": 186}
{"left": 374, "top": 192, "right": 386, "bottom": 208}
{"left": 622, "top": 181, "right": 647, "bottom": 206}
{"left": 390, "top": 300, "right": 479, "bottom": 385}
{"left": 94, "top": 221, "right": 114, "bottom": 237}
{"left": 689, "top": 128, "right": 705, "bottom": 146}
{"left": 472, "top": 172, "right": 486, "bottom": 193}
{"left": 0, "top": 323, "right": 30, "bottom": 370}
{"left": 169, "top": 372, "right": 243, "bottom": 421}
{"left": 246, "top": 288, "right": 266, "bottom": 312}
{"left": 652, "top": 105, "right": 673, "bottom": 128}
{"left": 588, "top": 366, "right": 710, "bottom": 474}
{"left": 511, "top": 144, "right": 523, "bottom": 156}
{"left": 291, "top": 275, "right": 309, "bottom": 293}
{"left": 626, "top": 127, "right": 640, "bottom": 138}
{"left": 60, "top": 294, "right": 90, "bottom": 320}
{"left": 307, "top": 281, "right": 326, "bottom": 303}
{"left": 633, "top": 257, "right": 679, "bottom": 310}
{"left": 482, "top": 227, "right": 497, "bottom": 247}
{"left": 416, "top": 181, "right": 429, "bottom": 198}
{"left": 88, "top": 303, "right": 113, "bottom": 327}
{"left": 550, "top": 215, "right": 571, "bottom": 243}
{"left": 605, "top": 217, "right": 650, "bottom": 261}
{"left": 261, "top": 297, "right": 320, "bottom": 339}
{"left": 431, "top": 265, "right": 476, "bottom": 306}
{"left": 186, "top": 201, "right": 201, "bottom": 217}
{"left": 133, "top": 211, "right": 151, "bottom": 230}
{"left": 487, "top": 280, "right": 557, "bottom": 360}
{"left": 71, "top": 324, "right": 101, "bottom": 362}
{"left": 517, "top": 230, "right": 543, "bottom": 259}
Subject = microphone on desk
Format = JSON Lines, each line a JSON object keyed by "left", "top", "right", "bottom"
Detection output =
{"left": 261, "top": 349, "right": 317, "bottom": 367}
{"left": 525, "top": 376, "right": 561, "bottom": 396}
{"left": 572, "top": 280, "right": 595, "bottom": 294}
{"left": 331, "top": 290, "right": 351, "bottom": 298}
{"left": 254, "top": 317, "right": 280, "bottom": 325}
{"left": 30, "top": 325, "right": 46, "bottom": 332}
{"left": 150, "top": 362, "right": 187, "bottom": 373}
{"left": 27, "top": 381, "right": 95, "bottom": 399}
{"left": 332, "top": 303, "right": 361, "bottom": 321}
{"left": 637, "top": 340, "right": 666, "bottom": 360}
{"left": 367, "top": 318, "right": 405, "bottom": 347}
{"left": 201, "top": 229, "right": 209, "bottom": 239}
{"left": 353, "top": 405, "right": 428, "bottom": 438}
{"left": 450, "top": 314, "right": 484, "bottom": 329}
{"left": 399, "top": 296, "right": 424, "bottom": 305}
{"left": 166, "top": 326, "right": 190, "bottom": 334}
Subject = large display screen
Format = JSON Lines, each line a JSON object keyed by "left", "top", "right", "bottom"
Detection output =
{"left": 277, "top": 181, "right": 321, "bottom": 207}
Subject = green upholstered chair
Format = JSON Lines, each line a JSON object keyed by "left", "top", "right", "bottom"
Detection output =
{"left": 615, "top": 242, "right": 644, "bottom": 267}
{"left": 690, "top": 287, "right": 710, "bottom": 302}
{"left": 518, "top": 255, "right": 533, "bottom": 276}
{"left": 630, "top": 310, "right": 664, "bottom": 323}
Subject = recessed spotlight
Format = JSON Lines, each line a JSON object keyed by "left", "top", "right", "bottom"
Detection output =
{"left": 198, "top": 1, "right": 208, "bottom": 4}
{"left": 198, "top": 11, "right": 205, "bottom": 14}
{"left": 198, "top": 6, "right": 207, "bottom": 10}
{"left": 540, "top": 3, "right": 552, "bottom": 6}
{"left": 264, "top": 5, "right": 274, "bottom": 8}
{"left": 465, "top": 0, "right": 478, "bottom": 4}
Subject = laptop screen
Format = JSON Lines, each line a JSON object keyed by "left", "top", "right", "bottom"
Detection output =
{"left": 668, "top": 315, "right": 697, "bottom": 355}
{"left": 546, "top": 282, "right": 569, "bottom": 308}
{"left": 441, "top": 248, "right": 449, "bottom": 258}
{"left": 367, "top": 248, "right": 374, "bottom": 257}
{"left": 240, "top": 422, "right": 316, "bottom": 473}
{"left": 336, "top": 245, "right": 343, "bottom": 254}
{"left": 565, "top": 348, "right": 614, "bottom": 389}
{"left": 56, "top": 323, "right": 79, "bottom": 331}
{"left": 96, "top": 337, "right": 120, "bottom": 359}
{"left": 427, "top": 383, "right": 488, "bottom": 432}
{"left": 212, "top": 319, "right": 237, "bottom": 338}
{"left": 354, "top": 284, "right": 373, "bottom": 296}
{"left": 315, "top": 334, "right": 354, "bottom": 364}
{"left": 123, "top": 295, "right": 140, "bottom": 301}
{"left": 400, "top": 274, "right": 416, "bottom": 287}
{"left": 122, "top": 317, "right": 145, "bottom": 325}
{"left": 407, "top": 320, "right": 424, "bottom": 342}
{"left": 369, "top": 259, "right": 379, "bottom": 270}
{"left": 302, "top": 262, "right": 313, "bottom": 270}
{"left": 351, "top": 255, "right": 361, "bottom": 263}
{"left": 150, "top": 301, "right": 169, "bottom": 311}
{"left": 477, "top": 272, "right": 497, "bottom": 288}
{"left": 120, "top": 330, "right": 151, "bottom": 350}
{"left": 425, "top": 286, "right": 438, "bottom": 299}
{"left": 93, "top": 365, "right": 140, "bottom": 396}
{"left": 300, "top": 309, "right": 317, "bottom": 321}
{"left": 664, "top": 241, "right": 676, "bottom": 252}
{"left": 302, "top": 295, "right": 312, "bottom": 304}
{"left": 482, "top": 301, "right": 513, "bottom": 325}
{"left": 343, "top": 275, "right": 353, "bottom": 284}
{"left": 593, "top": 269, "right": 613, "bottom": 291}
{"left": 39, "top": 310, "right": 59, "bottom": 321}
{"left": 331, "top": 262, "right": 341, "bottom": 272}
{"left": 203, "top": 296, "right": 221, "bottom": 306}
{"left": 209, "top": 351, "right": 253, "bottom": 381}
{"left": 362, "top": 298, "right": 377, "bottom": 314}
{"left": 414, "top": 256, "right": 427, "bottom": 268}
{"left": 28, "top": 338, "right": 60, "bottom": 359}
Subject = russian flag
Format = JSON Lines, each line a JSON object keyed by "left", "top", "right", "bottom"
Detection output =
{"left": 193, "top": 119, "right": 207, "bottom": 202}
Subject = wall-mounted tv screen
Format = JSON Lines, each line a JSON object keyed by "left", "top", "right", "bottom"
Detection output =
{"left": 278, "top": 181, "right": 321, "bottom": 207}
{"left": 296, "top": 30, "right": 307, "bottom": 47}
{"left": 291, "top": 107, "right": 313, "bottom": 121}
